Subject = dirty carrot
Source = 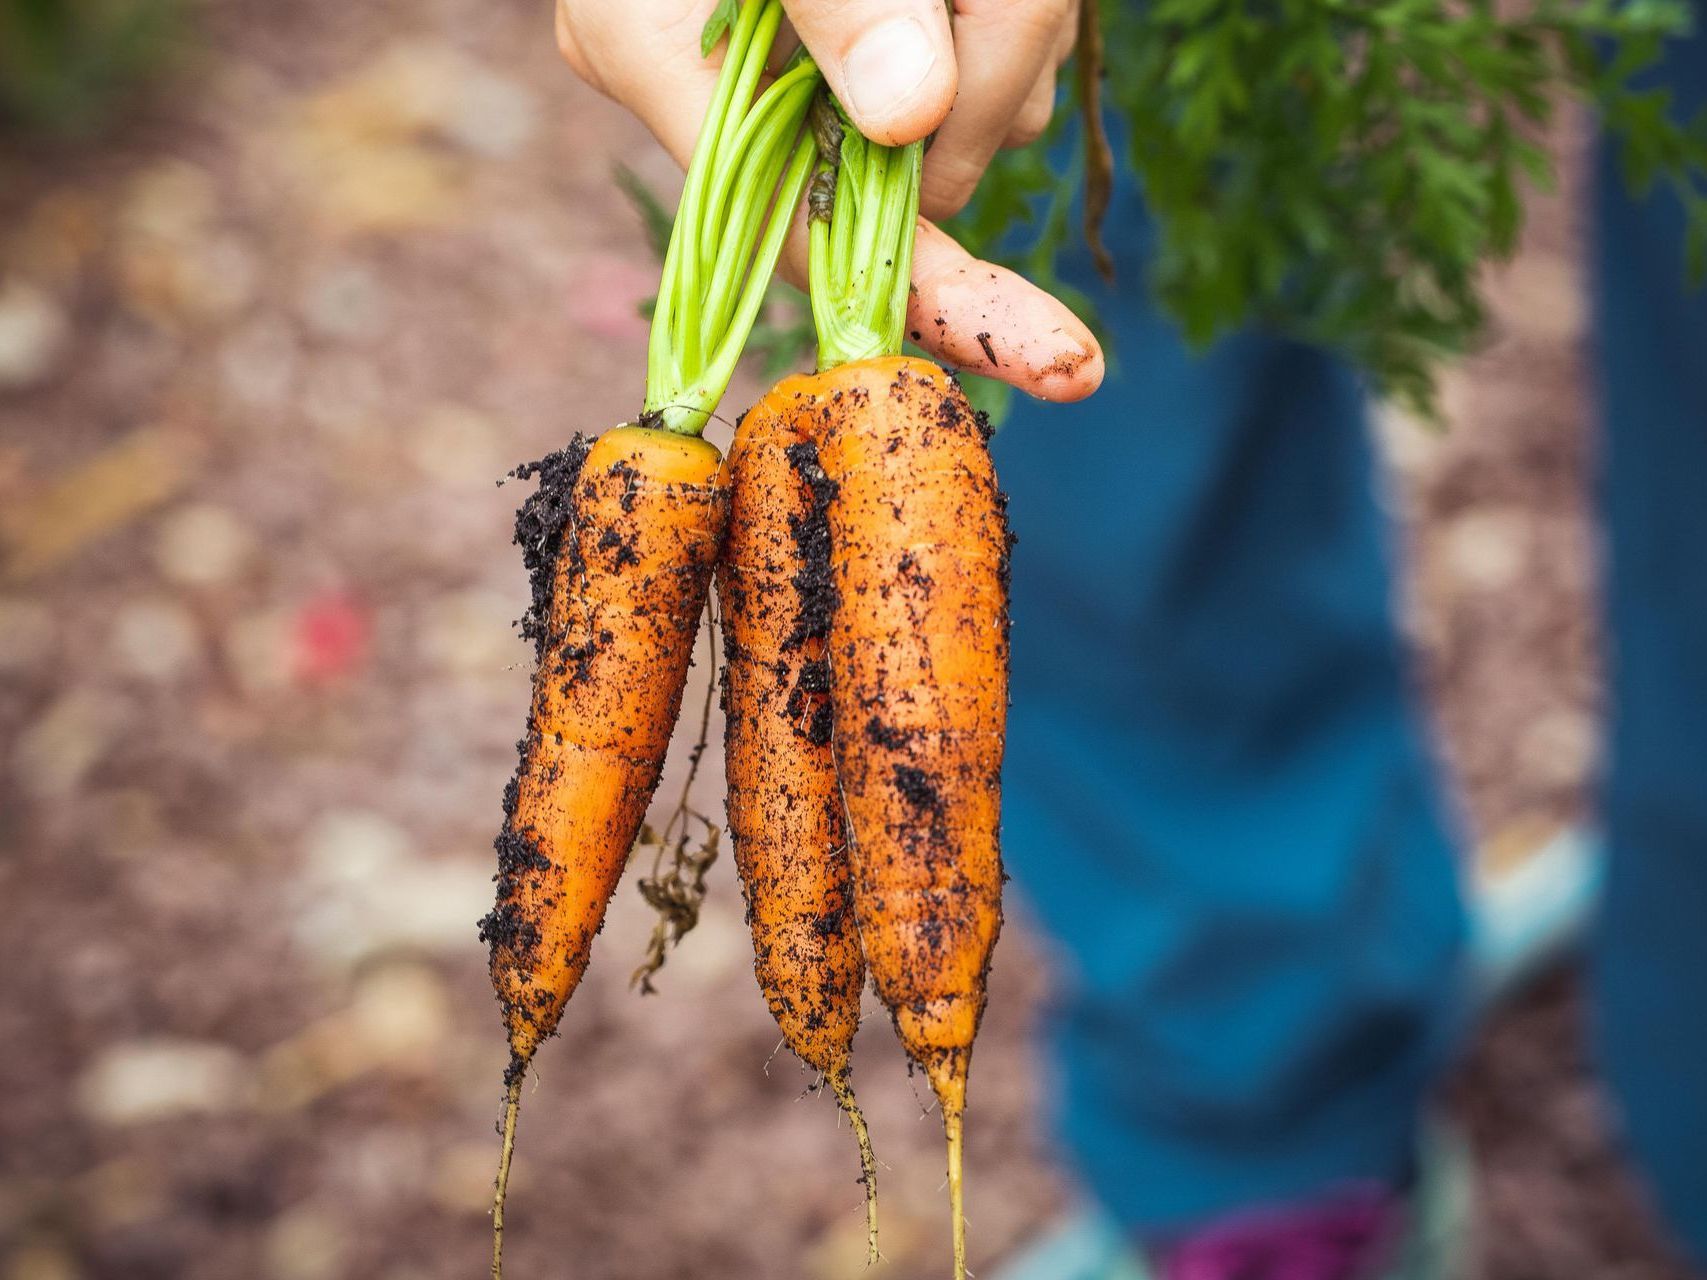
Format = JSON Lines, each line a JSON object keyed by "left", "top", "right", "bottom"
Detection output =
{"left": 717, "top": 384, "right": 879, "bottom": 1260}
{"left": 814, "top": 357, "right": 1008, "bottom": 1280}
{"left": 802, "top": 100, "right": 1010, "bottom": 1280}
{"left": 478, "top": 4, "right": 818, "bottom": 1274}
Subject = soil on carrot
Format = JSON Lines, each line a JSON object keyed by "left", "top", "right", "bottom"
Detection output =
{"left": 0, "top": 5, "right": 1693, "bottom": 1278}
{"left": 511, "top": 437, "right": 593, "bottom": 660}
{"left": 783, "top": 439, "right": 838, "bottom": 649}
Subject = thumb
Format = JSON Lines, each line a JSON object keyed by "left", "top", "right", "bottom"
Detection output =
{"left": 783, "top": 0, "right": 957, "bottom": 146}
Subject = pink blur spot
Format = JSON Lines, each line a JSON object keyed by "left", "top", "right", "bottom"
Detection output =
{"left": 291, "top": 591, "right": 372, "bottom": 686}
{"left": 566, "top": 253, "right": 653, "bottom": 344}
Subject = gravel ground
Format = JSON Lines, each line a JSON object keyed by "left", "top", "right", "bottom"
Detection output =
{"left": 0, "top": 2, "right": 1698, "bottom": 1278}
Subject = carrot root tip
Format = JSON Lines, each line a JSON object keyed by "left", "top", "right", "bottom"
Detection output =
{"left": 830, "top": 1068, "right": 880, "bottom": 1266}
{"left": 946, "top": 1107, "right": 966, "bottom": 1280}
{"left": 491, "top": 1075, "right": 524, "bottom": 1280}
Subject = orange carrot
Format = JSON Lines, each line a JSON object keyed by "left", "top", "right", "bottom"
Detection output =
{"left": 484, "top": 427, "right": 728, "bottom": 1065}
{"left": 813, "top": 357, "right": 1010, "bottom": 1280}
{"left": 717, "top": 383, "right": 879, "bottom": 1259}
{"left": 482, "top": 426, "right": 727, "bottom": 1269}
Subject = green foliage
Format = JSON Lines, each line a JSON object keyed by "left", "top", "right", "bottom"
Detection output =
{"left": 0, "top": 0, "right": 184, "bottom": 135}
{"left": 700, "top": 0, "right": 741, "bottom": 56}
{"left": 616, "top": 163, "right": 675, "bottom": 260}
{"left": 952, "top": 0, "right": 1707, "bottom": 416}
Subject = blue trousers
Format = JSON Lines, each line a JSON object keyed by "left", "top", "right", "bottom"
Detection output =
{"left": 992, "top": 22, "right": 1707, "bottom": 1260}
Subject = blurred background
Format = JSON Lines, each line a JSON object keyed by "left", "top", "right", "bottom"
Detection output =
{"left": 0, "top": 1, "right": 1696, "bottom": 1278}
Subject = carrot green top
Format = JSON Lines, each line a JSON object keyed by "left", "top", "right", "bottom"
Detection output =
{"left": 642, "top": 0, "right": 822, "bottom": 436}
{"left": 806, "top": 100, "right": 923, "bottom": 370}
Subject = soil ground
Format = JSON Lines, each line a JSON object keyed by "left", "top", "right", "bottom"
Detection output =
{"left": 0, "top": 2, "right": 1697, "bottom": 1277}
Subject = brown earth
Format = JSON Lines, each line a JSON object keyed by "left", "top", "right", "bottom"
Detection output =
{"left": 0, "top": 2, "right": 1697, "bottom": 1278}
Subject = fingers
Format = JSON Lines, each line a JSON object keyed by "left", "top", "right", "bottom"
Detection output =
{"left": 906, "top": 220, "right": 1103, "bottom": 401}
{"left": 1002, "top": 66, "right": 1057, "bottom": 150}
{"left": 776, "top": 219, "right": 1101, "bottom": 401}
{"left": 553, "top": 0, "right": 1102, "bottom": 403}
{"left": 782, "top": 0, "right": 957, "bottom": 146}
{"left": 919, "top": 0, "right": 1075, "bottom": 218}
{"left": 556, "top": 0, "right": 721, "bottom": 167}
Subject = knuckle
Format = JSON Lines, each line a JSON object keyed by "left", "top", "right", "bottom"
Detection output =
{"left": 555, "top": 9, "right": 595, "bottom": 82}
{"left": 922, "top": 165, "right": 979, "bottom": 219}
{"left": 1005, "top": 85, "right": 1055, "bottom": 146}
{"left": 1003, "top": 113, "right": 1047, "bottom": 149}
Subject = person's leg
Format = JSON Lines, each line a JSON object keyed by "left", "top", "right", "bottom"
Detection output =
{"left": 991, "top": 180, "right": 1468, "bottom": 1235}
{"left": 1590, "top": 15, "right": 1707, "bottom": 1265}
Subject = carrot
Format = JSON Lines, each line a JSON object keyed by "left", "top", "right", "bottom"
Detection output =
{"left": 480, "top": 4, "right": 821, "bottom": 1273}
{"left": 717, "top": 384, "right": 879, "bottom": 1260}
{"left": 796, "top": 101, "right": 1010, "bottom": 1280}
{"left": 813, "top": 357, "right": 1009, "bottom": 1280}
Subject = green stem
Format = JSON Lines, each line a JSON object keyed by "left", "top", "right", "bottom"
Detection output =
{"left": 702, "top": 76, "right": 818, "bottom": 336}
{"left": 831, "top": 132, "right": 861, "bottom": 293}
{"left": 700, "top": 58, "right": 820, "bottom": 262}
{"left": 669, "top": 133, "right": 817, "bottom": 427}
{"left": 695, "top": 0, "right": 787, "bottom": 272}
{"left": 643, "top": 0, "right": 821, "bottom": 435}
{"left": 807, "top": 100, "right": 923, "bottom": 369}
{"left": 647, "top": 0, "right": 760, "bottom": 399}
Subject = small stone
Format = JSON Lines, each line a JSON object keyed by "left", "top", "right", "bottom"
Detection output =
{"left": 1442, "top": 507, "right": 1529, "bottom": 593}
{"left": 225, "top": 606, "right": 295, "bottom": 696}
{"left": 218, "top": 316, "right": 300, "bottom": 412}
{"left": 14, "top": 690, "right": 121, "bottom": 799}
{"left": 428, "top": 1142, "right": 497, "bottom": 1214}
{"left": 78, "top": 1157, "right": 168, "bottom": 1231}
{"left": 293, "top": 808, "right": 492, "bottom": 966}
{"left": 0, "top": 281, "right": 70, "bottom": 391}
{"left": 303, "top": 809, "right": 412, "bottom": 886}
{"left": 263, "top": 1206, "right": 347, "bottom": 1280}
{"left": 407, "top": 404, "right": 502, "bottom": 485}
{"left": 337, "top": 1128, "right": 431, "bottom": 1205}
{"left": 153, "top": 503, "right": 254, "bottom": 587}
{"left": 1503, "top": 254, "right": 1585, "bottom": 344}
{"left": 347, "top": 963, "right": 450, "bottom": 1060}
{"left": 118, "top": 231, "right": 257, "bottom": 325}
{"left": 4, "top": 1240, "right": 79, "bottom": 1280}
{"left": 111, "top": 598, "right": 201, "bottom": 682}
{"left": 173, "top": 233, "right": 261, "bottom": 321}
{"left": 299, "top": 262, "right": 389, "bottom": 343}
{"left": 1519, "top": 707, "right": 1599, "bottom": 789}
{"left": 444, "top": 69, "right": 538, "bottom": 158}
{"left": 300, "top": 353, "right": 385, "bottom": 439}
{"left": 8, "top": 189, "right": 106, "bottom": 286}
{"left": 75, "top": 1038, "right": 245, "bottom": 1126}
{"left": 417, "top": 589, "right": 515, "bottom": 674}
{"left": 120, "top": 160, "right": 218, "bottom": 244}
{"left": 0, "top": 598, "right": 55, "bottom": 673}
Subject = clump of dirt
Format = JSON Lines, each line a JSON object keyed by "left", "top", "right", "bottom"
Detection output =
{"left": 892, "top": 763, "right": 943, "bottom": 813}
{"left": 784, "top": 440, "right": 839, "bottom": 648}
{"left": 510, "top": 437, "right": 593, "bottom": 660}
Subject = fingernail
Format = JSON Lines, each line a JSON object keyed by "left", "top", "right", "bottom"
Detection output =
{"left": 842, "top": 17, "right": 938, "bottom": 129}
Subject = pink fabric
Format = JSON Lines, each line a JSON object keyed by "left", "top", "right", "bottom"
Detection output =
{"left": 1157, "top": 1184, "right": 1405, "bottom": 1280}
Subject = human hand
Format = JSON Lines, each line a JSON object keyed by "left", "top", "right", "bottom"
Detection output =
{"left": 556, "top": 0, "right": 1102, "bottom": 401}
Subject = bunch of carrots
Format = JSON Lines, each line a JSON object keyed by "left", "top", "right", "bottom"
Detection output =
{"left": 481, "top": 5, "right": 1014, "bottom": 1276}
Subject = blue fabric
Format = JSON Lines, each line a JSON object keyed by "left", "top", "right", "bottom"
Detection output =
{"left": 990, "top": 168, "right": 1468, "bottom": 1231}
{"left": 1590, "top": 15, "right": 1707, "bottom": 1267}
